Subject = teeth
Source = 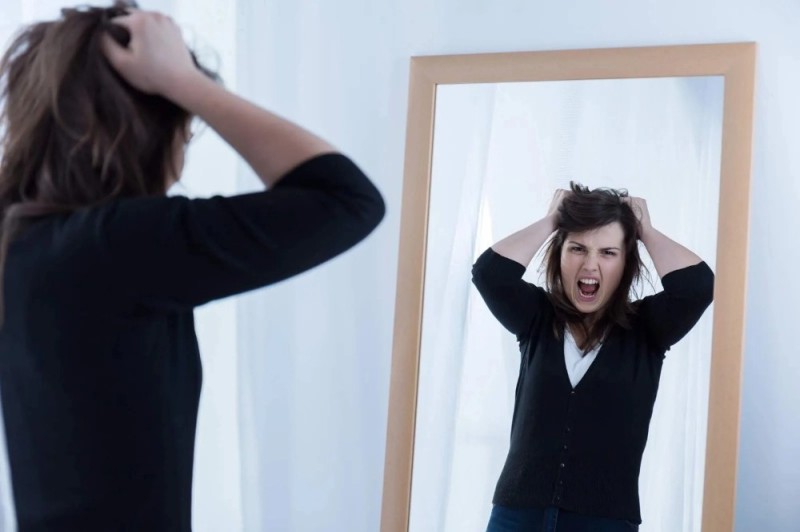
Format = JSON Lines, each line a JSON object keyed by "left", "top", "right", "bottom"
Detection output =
{"left": 579, "top": 279, "right": 598, "bottom": 285}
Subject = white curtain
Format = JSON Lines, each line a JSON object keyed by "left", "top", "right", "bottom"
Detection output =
{"left": 411, "top": 77, "right": 723, "bottom": 531}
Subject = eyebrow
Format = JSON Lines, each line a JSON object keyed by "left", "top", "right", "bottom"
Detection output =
{"left": 567, "top": 241, "right": 621, "bottom": 251}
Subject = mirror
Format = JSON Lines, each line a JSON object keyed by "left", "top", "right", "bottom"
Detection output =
{"left": 383, "top": 44, "right": 755, "bottom": 532}
{"left": 414, "top": 76, "right": 722, "bottom": 532}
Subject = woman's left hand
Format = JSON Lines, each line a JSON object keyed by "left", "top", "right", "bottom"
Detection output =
{"left": 624, "top": 196, "right": 653, "bottom": 237}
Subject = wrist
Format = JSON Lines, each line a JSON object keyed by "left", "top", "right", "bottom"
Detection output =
{"left": 160, "top": 70, "right": 214, "bottom": 110}
{"left": 640, "top": 224, "right": 657, "bottom": 243}
{"left": 542, "top": 213, "right": 557, "bottom": 234}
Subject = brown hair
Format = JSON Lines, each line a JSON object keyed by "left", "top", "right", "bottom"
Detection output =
{"left": 542, "top": 182, "right": 647, "bottom": 354}
{"left": 0, "top": 1, "right": 218, "bottom": 323}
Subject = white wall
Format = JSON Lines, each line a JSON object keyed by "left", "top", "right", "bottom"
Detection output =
{"left": 233, "top": 1, "right": 799, "bottom": 530}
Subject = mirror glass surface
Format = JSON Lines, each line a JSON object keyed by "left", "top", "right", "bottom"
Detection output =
{"left": 409, "top": 76, "right": 724, "bottom": 532}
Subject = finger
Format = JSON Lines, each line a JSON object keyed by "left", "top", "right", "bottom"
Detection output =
{"left": 106, "top": 12, "right": 136, "bottom": 30}
{"left": 105, "top": 10, "right": 154, "bottom": 41}
{"left": 104, "top": 20, "right": 133, "bottom": 48}
{"left": 100, "top": 32, "right": 131, "bottom": 70}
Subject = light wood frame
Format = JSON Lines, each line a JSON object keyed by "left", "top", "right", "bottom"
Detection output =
{"left": 382, "top": 43, "right": 756, "bottom": 532}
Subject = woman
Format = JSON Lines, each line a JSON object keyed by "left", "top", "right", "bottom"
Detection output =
{"left": 472, "top": 183, "right": 714, "bottom": 531}
{"left": 0, "top": 3, "right": 384, "bottom": 530}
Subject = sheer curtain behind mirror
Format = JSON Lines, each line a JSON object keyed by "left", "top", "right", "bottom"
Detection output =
{"left": 411, "top": 77, "right": 722, "bottom": 532}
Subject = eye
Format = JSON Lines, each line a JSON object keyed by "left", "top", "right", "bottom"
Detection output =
{"left": 569, "top": 246, "right": 585, "bottom": 253}
{"left": 603, "top": 250, "right": 617, "bottom": 256}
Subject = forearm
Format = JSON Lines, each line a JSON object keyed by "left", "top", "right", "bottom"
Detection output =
{"left": 641, "top": 226, "right": 704, "bottom": 278}
{"left": 491, "top": 215, "right": 556, "bottom": 268}
{"left": 166, "top": 73, "right": 335, "bottom": 188}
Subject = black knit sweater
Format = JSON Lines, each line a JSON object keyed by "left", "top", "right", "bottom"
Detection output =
{"left": 472, "top": 247, "right": 714, "bottom": 524}
{"left": 0, "top": 154, "right": 384, "bottom": 531}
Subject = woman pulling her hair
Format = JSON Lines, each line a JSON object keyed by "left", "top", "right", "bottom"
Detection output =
{"left": 473, "top": 183, "right": 714, "bottom": 531}
{"left": 0, "top": 2, "right": 383, "bottom": 530}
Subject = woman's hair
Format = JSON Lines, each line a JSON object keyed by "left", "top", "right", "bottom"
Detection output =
{"left": 0, "top": 1, "right": 218, "bottom": 322}
{"left": 542, "top": 182, "right": 646, "bottom": 353}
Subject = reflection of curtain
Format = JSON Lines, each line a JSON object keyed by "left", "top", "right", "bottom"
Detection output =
{"left": 413, "top": 78, "right": 722, "bottom": 532}
{"left": 409, "top": 84, "right": 498, "bottom": 531}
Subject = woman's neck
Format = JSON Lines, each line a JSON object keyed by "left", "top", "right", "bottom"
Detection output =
{"left": 568, "top": 314, "right": 602, "bottom": 348}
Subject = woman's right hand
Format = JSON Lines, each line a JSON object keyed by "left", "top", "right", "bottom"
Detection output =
{"left": 101, "top": 9, "right": 199, "bottom": 99}
{"left": 546, "top": 188, "right": 569, "bottom": 221}
{"left": 489, "top": 189, "right": 567, "bottom": 267}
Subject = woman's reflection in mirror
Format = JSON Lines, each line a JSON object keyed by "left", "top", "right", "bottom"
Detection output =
{"left": 473, "top": 183, "right": 713, "bottom": 532}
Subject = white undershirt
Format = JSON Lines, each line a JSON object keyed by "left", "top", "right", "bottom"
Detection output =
{"left": 564, "top": 327, "right": 602, "bottom": 388}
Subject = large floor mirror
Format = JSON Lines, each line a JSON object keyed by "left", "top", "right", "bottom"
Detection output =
{"left": 382, "top": 44, "right": 755, "bottom": 532}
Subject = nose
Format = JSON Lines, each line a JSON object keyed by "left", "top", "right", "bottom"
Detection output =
{"left": 582, "top": 252, "right": 599, "bottom": 272}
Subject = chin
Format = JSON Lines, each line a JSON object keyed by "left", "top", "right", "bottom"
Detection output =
{"left": 570, "top": 293, "right": 605, "bottom": 315}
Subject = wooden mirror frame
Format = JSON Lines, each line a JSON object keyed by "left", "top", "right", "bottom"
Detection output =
{"left": 381, "top": 43, "right": 756, "bottom": 532}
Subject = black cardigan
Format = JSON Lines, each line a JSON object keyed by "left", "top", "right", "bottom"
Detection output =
{"left": 0, "top": 154, "right": 384, "bottom": 531}
{"left": 472, "top": 247, "right": 714, "bottom": 524}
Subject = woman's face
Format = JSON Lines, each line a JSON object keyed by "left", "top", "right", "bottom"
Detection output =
{"left": 560, "top": 222, "right": 627, "bottom": 315}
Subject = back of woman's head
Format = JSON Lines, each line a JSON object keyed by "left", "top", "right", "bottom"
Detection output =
{"left": 0, "top": 1, "right": 217, "bottom": 324}
{"left": 0, "top": 1, "right": 216, "bottom": 220}
{"left": 543, "top": 182, "right": 646, "bottom": 347}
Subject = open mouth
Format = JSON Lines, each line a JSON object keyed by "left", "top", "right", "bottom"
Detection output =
{"left": 577, "top": 278, "right": 600, "bottom": 302}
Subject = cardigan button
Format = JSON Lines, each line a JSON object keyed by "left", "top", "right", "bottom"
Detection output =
{"left": 560, "top": 462, "right": 565, "bottom": 468}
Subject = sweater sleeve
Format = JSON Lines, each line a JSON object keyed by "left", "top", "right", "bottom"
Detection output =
{"left": 471, "top": 247, "right": 549, "bottom": 341}
{"left": 94, "top": 153, "right": 385, "bottom": 311}
{"left": 636, "top": 261, "right": 715, "bottom": 352}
